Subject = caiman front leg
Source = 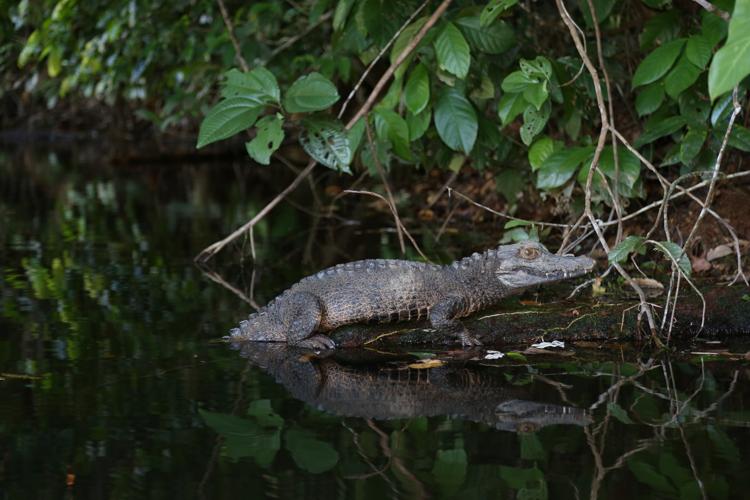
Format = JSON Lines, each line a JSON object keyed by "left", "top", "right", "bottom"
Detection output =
{"left": 429, "top": 295, "right": 482, "bottom": 346}
{"left": 279, "top": 292, "right": 336, "bottom": 350}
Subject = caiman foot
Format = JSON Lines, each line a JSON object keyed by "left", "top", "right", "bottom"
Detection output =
{"left": 293, "top": 334, "right": 336, "bottom": 350}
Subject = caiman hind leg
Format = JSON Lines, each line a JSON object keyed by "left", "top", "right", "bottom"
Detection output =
{"left": 429, "top": 296, "right": 482, "bottom": 346}
{"left": 279, "top": 292, "right": 336, "bottom": 349}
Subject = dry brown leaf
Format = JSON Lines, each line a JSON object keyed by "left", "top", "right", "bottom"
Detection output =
{"left": 706, "top": 244, "right": 734, "bottom": 261}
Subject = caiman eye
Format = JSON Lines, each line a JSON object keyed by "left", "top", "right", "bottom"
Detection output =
{"left": 519, "top": 246, "right": 541, "bottom": 260}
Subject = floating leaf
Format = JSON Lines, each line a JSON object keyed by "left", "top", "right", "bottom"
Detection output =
{"left": 283, "top": 72, "right": 340, "bottom": 113}
{"left": 245, "top": 114, "right": 285, "bottom": 165}
{"left": 434, "top": 88, "right": 478, "bottom": 153}
{"left": 197, "top": 96, "right": 264, "bottom": 148}
{"left": 199, "top": 409, "right": 280, "bottom": 466}
{"left": 434, "top": 22, "right": 471, "bottom": 79}
{"left": 300, "top": 118, "right": 352, "bottom": 173}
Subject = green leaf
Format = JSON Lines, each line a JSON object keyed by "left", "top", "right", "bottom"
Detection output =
{"left": 655, "top": 240, "right": 691, "bottom": 277}
{"left": 432, "top": 449, "right": 467, "bottom": 496}
{"left": 701, "top": 9, "right": 727, "bottom": 46}
{"left": 579, "top": 0, "right": 617, "bottom": 26}
{"left": 708, "top": 0, "right": 750, "bottom": 100}
{"left": 636, "top": 83, "right": 665, "bottom": 116}
{"left": 536, "top": 146, "right": 592, "bottom": 189}
{"left": 607, "top": 402, "right": 634, "bottom": 424}
{"left": 283, "top": 72, "right": 340, "bottom": 113}
{"left": 222, "top": 67, "right": 280, "bottom": 103}
{"left": 347, "top": 117, "right": 366, "bottom": 154}
{"left": 284, "top": 428, "right": 339, "bottom": 474}
{"left": 434, "top": 22, "right": 471, "bottom": 79}
{"left": 199, "top": 409, "right": 280, "bottom": 465}
{"left": 480, "top": 0, "right": 519, "bottom": 27}
{"left": 522, "top": 81, "right": 548, "bottom": 110}
{"left": 528, "top": 136, "right": 555, "bottom": 171}
{"left": 300, "top": 118, "right": 352, "bottom": 173}
{"left": 520, "top": 56, "right": 552, "bottom": 80}
{"left": 404, "top": 63, "right": 430, "bottom": 115}
{"left": 679, "top": 126, "right": 707, "bottom": 163}
{"left": 197, "top": 97, "right": 263, "bottom": 148}
{"left": 374, "top": 109, "right": 412, "bottom": 161}
{"left": 391, "top": 17, "right": 429, "bottom": 80}
{"left": 608, "top": 236, "right": 645, "bottom": 264}
{"left": 245, "top": 114, "right": 285, "bottom": 165}
{"left": 17, "top": 30, "right": 40, "bottom": 68}
{"left": 520, "top": 101, "right": 550, "bottom": 146}
{"left": 679, "top": 91, "right": 711, "bottom": 123}
{"left": 455, "top": 16, "right": 515, "bottom": 55}
{"left": 634, "top": 115, "right": 686, "bottom": 147}
{"left": 640, "top": 11, "right": 680, "bottom": 49}
{"left": 663, "top": 56, "right": 701, "bottom": 99}
{"left": 595, "top": 146, "right": 641, "bottom": 191}
{"left": 246, "top": 399, "right": 284, "bottom": 428}
{"left": 628, "top": 460, "right": 676, "bottom": 495}
{"left": 497, "top": 91, "right": 527, "bottom": 126}
{"left": 47, "top": 48, "right": 62, "bottom": 78}
{"left": 632, "top": 38, "right": 686, "bottom": 87}
{"left": 333, "top": 0, "right": 356, "bottom": 31}
{"left": 520, "top": 433, "right": 546, "bottom": 461}
{"left": 728, "top": 125, "right": 750, "bottom": 152}
{"left": 434, "top": 88, "right": 478, "bottom": 153}
{"left": 708, "top": 425, "right": 741, "bottom": 464}
{"left": 501, "top": 70, "right": 537, "bottom": 93}
{"left": 406, "top": 108, "right": 431, "bottom": 141}
{"left": 685, "top": 35, "right": 713, "bottom": 69}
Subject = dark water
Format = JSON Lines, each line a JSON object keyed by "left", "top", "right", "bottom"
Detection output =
{"left": 1, "top": 148, "right": 749, "bottom": 499}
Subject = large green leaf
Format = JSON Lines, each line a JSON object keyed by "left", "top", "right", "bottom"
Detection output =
{"left": 536, "top": 146, "right": 592, "bottom": 189}
{"left": 300, "top": 118, "right": 352, "bottom": 173}
{"left": 708, "top": 0, "right": 750, "bottom": 99}
{"left": 685, "top": 34, "right": 713, "bottom": 69}
{"left": 197, "top": 96, "right": 263, "bottom": 148}
{"left": 455, "top": 16, "right": 515, "bottom": 55}
{"left": 728, "top": 125, "right": 750, "bottom": 152}
{"left": 663, "top": 56, "right": 701, "bottom": 98}
{"left": 528, "top": 136, "right": 555, "bottom": 171}
{"left": 404, "top": 63, "right": 430, "bottom": 115}
{"left": 501, "top": 70, "right": 538, "bottom": 93}
{"left": 628, "top": 460, "right": 676, "bottom": 495}
{"left": 284, "top": 428, "right": 339, "bottom": 474}
{"left": 283, "top": 72, "right": 340, "bottom": 113}
{"left": 679, "top": 126, "right": 707, "bottom": 163}
{"left": 222, "top": 67, "right": 280, "bottom": 103}
{"left": 634, "top": 115, "right": 686, "bottom": 147}
{"left": 434, "top": 88, "right": 477, "bottom": 153}
{"left": 635, "top": 83, "right": 665, "bottom": 116}
{"left": 632, "top": 38, "right": 686, "bottom": 87}
{"left": 245, "top": 114, "right": 285, "bottom": 165}
{"left": 391, "top": 17, "right": 429, "bottom": 79}
{"left": 406, "top": 107, "right": 431, "bottom": 141}
{"left": 480, "top": 0, "right": 519, "bottom": 27}
{"left": 434, "top": 22, "right": 471, "bottom": 79}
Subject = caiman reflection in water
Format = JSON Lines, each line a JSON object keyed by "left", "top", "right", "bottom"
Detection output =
{"left": 235, "top": 343, "right": 591, "bottom": 433}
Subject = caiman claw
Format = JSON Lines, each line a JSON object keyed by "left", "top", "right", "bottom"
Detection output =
{"left": 295, "top": 334, "right": 336, "bottom": 350}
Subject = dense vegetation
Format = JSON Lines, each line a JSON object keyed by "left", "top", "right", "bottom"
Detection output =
{"left": 3, "top": 0, "right": 750, "bottom": 333}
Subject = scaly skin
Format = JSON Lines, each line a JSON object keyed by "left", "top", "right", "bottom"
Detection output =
{"left": 229, "top": 241, "right": 595, "bottom": 348}
{"left": 236, "top": 343, "right": 592, "bottom": 432}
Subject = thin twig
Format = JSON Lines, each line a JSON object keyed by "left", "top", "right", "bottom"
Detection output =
{"left": 216, "top": 0, "right": 250, "bottom": 72}
{"left": 337, "top": 0, "right": 431, "bottom": 119}
{"left": 691, "top": 0, "right": 730, "bottom": 20}
{"left": 264, "top": 11, "right": 334, "bottom": 63}
{"left": 449, "top": 188, "right": 572, "bottom": 228}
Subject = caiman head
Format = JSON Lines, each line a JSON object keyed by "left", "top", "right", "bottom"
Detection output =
{"left": 491, "top": 241, "right": 595, "bottom": 289}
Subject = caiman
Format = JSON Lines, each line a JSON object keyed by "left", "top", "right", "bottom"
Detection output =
{"left": 235, "top": 343, "right": 591, "bottom": 432}
{"left": 229, "top": 241, "right": 595, "bottom": 349}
